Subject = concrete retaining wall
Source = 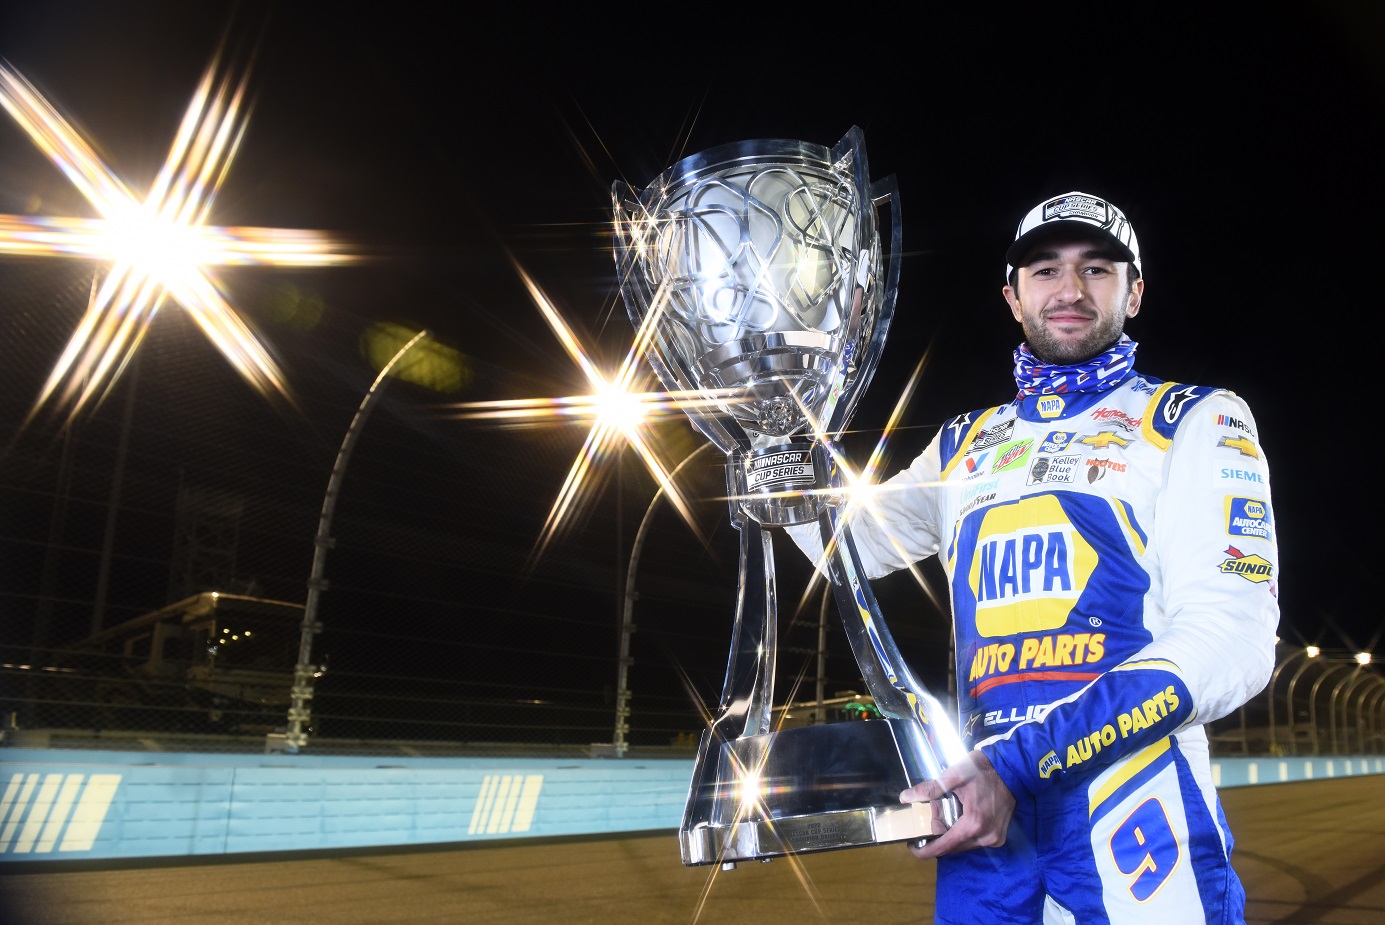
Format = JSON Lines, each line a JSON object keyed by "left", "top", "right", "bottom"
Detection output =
{"left": 1, "top": 749, "right": 1381, "bottom": 862}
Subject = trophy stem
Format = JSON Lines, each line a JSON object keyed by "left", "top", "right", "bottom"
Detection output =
{"left": 679, "top": 513, "right": 777, "bottom": 865}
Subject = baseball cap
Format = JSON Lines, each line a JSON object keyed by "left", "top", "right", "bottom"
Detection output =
{"left": 1005, "top": 191, "right": 1141, "bottom": 280}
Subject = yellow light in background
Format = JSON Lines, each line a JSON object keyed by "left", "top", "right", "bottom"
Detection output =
{"left": 361, "top": 322, "right": 470, "bottom": 393}
{"left": 1306, "top": 645, "right": 1320, "bottom": 658}
{"left": 0, "top": 54, "right": 358, "bottom": 422}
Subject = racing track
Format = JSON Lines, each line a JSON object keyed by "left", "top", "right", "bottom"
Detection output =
{"left": 2, "top": 775, "right": 1382, "bottom": 924}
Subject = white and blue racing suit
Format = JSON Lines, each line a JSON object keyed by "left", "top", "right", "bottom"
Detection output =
{"left": 790, "top": 370, "right": 1279, "bottom": 924}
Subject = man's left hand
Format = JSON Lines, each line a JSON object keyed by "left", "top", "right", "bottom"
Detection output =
{"left": 899, "top": 748, "right": 1015, "bottom": 859}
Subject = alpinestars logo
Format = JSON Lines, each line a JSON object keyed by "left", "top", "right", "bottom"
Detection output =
{"left": 1, "top": 773, "right": 121, "bottom": 854}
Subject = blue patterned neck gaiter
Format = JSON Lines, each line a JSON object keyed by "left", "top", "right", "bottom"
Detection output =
{"left": 1013, "top": 335, "right": 1138, "bottom": 398}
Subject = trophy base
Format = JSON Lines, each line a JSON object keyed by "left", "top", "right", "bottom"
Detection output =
{"left": 682, "top": 798, "right": 940, "bottom": 867}
{"left": 679, "top": 718, "right": 945, "bottom": 866}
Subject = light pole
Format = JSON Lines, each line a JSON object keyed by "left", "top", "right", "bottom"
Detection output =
{"left": 1267, "top": 645, "right": 1319, "bottom": 755}
{"left": 279, "top": 329, "right": 430, "bottom": 753}
{"left": 613, "top": 443, "right": 713, "bottom": 757}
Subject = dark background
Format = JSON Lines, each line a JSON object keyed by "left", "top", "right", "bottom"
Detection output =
{"left": 0, "top": 3, "right": 1379, "bottom": 743}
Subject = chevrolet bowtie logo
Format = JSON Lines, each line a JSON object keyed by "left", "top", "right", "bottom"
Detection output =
{"left": 1218, "top": 435, "right": 1260, "bottom": 459}
{"left": 1079, "top": 431, "right": 1132, "bottom": 449}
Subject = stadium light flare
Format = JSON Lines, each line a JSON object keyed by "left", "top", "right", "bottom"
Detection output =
{"left": 0, "top": 53, "right": 358, "bottom": 422}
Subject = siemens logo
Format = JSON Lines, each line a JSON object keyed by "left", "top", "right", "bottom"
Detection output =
{"left": 1220, "top": 468, "right": 1263, "bottom": 483}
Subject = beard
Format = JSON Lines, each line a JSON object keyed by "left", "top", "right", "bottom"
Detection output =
{"left": 1022, "top": 306, "right": 1127, "bottom": 365}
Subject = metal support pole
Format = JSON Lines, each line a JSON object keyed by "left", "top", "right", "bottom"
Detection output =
{"left": 1284, "top": 658, "right": 1323, "bottom": 756}
{"left": 1308, "top": 663, "right": 1354, "bottom": 755}
{"left": 815, "top": 584, "right": 829, "bottom": 724}
{"left": 1365, "top": 683, "right": 1385, "bottom": 754}
{"left": 614, "top": 443, "right": 711, "bottom": 757}
{"left": 1328, "top": 667, "right": 1364, "bottom": 755}
{"left": 280, "top": 329, "right": 429, "bottom": 752}
{"left": 1266, "top": 650, "right": 1311, "bottom": 755}
{"left": 1343, "top": 674, "right": 1383, "bottom": 754}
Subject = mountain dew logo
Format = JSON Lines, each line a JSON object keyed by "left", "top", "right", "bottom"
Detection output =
{"left": 990, "top": 439, "right": 1034, "bottom": 474}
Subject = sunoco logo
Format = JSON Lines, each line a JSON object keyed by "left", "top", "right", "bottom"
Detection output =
{"left": 1219, "top": 546, "right": 1274, "bottom": 583}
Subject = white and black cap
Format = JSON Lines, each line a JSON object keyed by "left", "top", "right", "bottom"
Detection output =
{"left": 1005, "top": 191, "right": 1141, "bottom": 280}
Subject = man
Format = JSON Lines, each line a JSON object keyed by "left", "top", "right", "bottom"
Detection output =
{"left": 791, "top": 192, "right": 1279, "bottom": 923}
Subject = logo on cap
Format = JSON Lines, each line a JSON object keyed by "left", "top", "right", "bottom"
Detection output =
{"left": 1043, "top": 195, "right": 1108, "bottom": 224}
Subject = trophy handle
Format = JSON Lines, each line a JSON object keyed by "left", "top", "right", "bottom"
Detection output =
{"left": 814, "top": 447, "right": 963, "bottom": 823}
{"left": 680, "top": 507, "right": 777, "bottom": 855}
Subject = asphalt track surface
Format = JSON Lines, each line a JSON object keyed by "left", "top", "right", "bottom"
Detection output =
{"left": 2, "top": 775, "right": 1382, "bottom": 924}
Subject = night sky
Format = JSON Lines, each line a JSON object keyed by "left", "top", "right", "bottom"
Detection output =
{"left": 1, "top": 2, "right": 1381, "bottom": 728}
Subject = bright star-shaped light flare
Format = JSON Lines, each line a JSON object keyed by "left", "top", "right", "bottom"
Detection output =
{"left": 785, "top": 340, "right": 948, "bottom": 618}
{"left": 452, "top": 255, "right": 740, "bottom": 561}
{"left": 0, "top": 54, "right": 358, "bottom": 421}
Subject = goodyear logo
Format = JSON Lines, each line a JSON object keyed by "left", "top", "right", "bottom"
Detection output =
{"left": 1226, "top": 497, "right": 1272, "bottom": 540}
{"left": 1219, "top": 546, "right": 1274, "bottom": 583}
{"left": 990, "top": 438, "right": 1034, "bottom": 474}
{"left": 967, "top": 495, "right": 1098, "bottom": 637}
{"left": 0, "top": 773, "right": 121, "bottom": 854}
{"left": 1037, "top": 395, "right": 1065, "bottom": 419}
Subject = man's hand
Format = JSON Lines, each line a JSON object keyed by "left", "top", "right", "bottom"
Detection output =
{"left": 899, "top": 748, "right": 1016, "bottom": 859}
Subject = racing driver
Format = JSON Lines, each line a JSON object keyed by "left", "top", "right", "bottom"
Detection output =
{"left": 790, "top": 191, "right": 1279, "bottom": 923}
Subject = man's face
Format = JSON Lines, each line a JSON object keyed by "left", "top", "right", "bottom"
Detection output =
{"left": 1002, "top": 235, "right": 1143, "bottom": 364}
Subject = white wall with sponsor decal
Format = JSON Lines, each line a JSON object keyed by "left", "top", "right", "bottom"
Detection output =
{"left": 0, "top": 750, "right": 1379, "bottom": 862}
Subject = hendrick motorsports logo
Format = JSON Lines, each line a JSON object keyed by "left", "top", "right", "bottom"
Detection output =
{"left": 1219, "top": 546, "right": 1274, "bottom": 583}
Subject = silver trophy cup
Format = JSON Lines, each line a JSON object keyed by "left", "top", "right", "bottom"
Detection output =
{"left": 612, "top": 127, "right": 962, "bottom": 866}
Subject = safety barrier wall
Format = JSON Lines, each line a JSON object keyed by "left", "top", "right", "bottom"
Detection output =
{"left": 1, "top": 749, "right": 1382, "bottom": 863}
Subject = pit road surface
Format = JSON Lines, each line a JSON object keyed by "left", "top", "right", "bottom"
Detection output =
{"left": 3, "top": 775, "right": 1382, "bottom": 924}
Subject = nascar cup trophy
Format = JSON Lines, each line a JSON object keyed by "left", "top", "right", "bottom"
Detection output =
{"left": 612, "top": 127, "right": 962, "bottom": 867}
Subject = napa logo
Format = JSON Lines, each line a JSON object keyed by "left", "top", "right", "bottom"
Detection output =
{"left": 1219, "top": 546, "right": 1274, "bottom": 583}
{"left": 1037, "top": 395, "right": 1065, "bottom": 419}
{"left": 1226, "top": 497, "right": 1272, "bottom": 539}
{"left": 1038, "top": 750, "right": 1062, "bottom": 779}
{"left": 1039, "top": 430, "right": 1075, "bottom": 453}
{"left": 990, "top": 438, "right": 1034, "bottom": 474}
{"left": 967, "top": 495, "right": 1098, "bottom": 637}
